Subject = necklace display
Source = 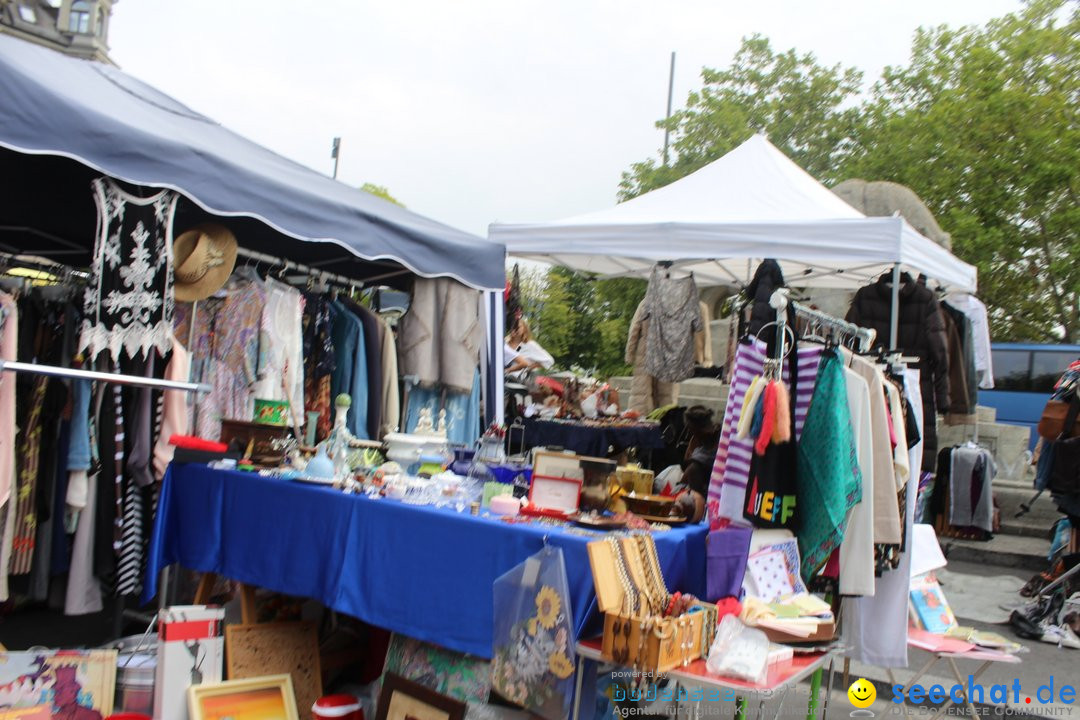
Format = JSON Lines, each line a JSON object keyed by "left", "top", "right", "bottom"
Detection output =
{"left": 700, "top": 605, "right": 717, "bottom": 655}
{"left": 607, "top": 537, "right": 640, "bottom": 616}
{"left": 635, "top": 535, "right": 670, "bottom": 615}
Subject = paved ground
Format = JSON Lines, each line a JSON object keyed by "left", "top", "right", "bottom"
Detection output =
{"left": 827, "top": 559, "right": 1077, "bottom": 720}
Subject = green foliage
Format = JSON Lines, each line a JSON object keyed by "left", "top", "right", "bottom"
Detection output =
{"left": 530, "top": 267, "right": 646, "bottom": 378}
{"left": 619, "top": 34, "right": 863, "bottom": 200}
{"left": 843, "top": 0, "right": 1079, "bottom": 341}
{"left": 360, "top": 182, "right": 404, "bottom": 207}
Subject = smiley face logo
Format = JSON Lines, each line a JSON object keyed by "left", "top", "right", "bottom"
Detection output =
{"left": 848, "top": 678, "right": 877, "bottom": 709}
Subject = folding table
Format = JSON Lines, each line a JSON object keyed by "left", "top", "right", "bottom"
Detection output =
{"left": 574, "top": 638, "right": 833, "bottom": 720}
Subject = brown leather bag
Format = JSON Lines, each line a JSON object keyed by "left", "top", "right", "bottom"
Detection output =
{"left": 1037, "top": 397, "right": 1080, "bottom": 440}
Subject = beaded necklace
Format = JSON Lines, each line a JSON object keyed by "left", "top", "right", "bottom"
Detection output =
{"left": 607, "top": 536, "right": 640, "bottom": 616}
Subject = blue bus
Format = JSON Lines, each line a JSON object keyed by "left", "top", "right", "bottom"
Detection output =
{"left": 979, "top": 343, "right": 1080, "bottom": 449}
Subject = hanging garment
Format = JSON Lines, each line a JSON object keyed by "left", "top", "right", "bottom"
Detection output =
{"left": 9, "top": 295, "right": 68, "bottom": 578}
{"left": 49, "top": 422, "right": 72, "bottom": 577}
{"left": 625, "top": 299, "right": 678, "bottom": 413}
{"left": 27, "top": 373, "right": 69, "bottom": 599}
{"left": 885, "top": 380, "right": 911, "bottom": 493}
{"left": 839, "top": 366, "right": 875, "bottom": 597}
{"left": 694, "top": 301, "right": 714, "bottom": 368}
{"left": 117, "top": 357, "right": 155, "bottom": 597}
{"left": 329, "top": 301, "right": 369, "bottom": 440}
{"left": 949, "top": 445, "right": 996, "bottom": 532}
{"left": 252, "top": 278, "right": 305, "bottom": 429}
{"left": 874, "top": 377, "right": 911, "bottom": 573}
{"left": 66, "top": 387, "right": 105, "bottom": 615}
{"left": 846, "top": 273, "right": 949, "bottom": 472}
{"left": 939, "top": 307, "right": 974, "bottom": 424}
{"left": 345, "top": 299, "right": 383, "bottom": 440}
{"left": 0, "top": 484, "right": 14, "bottom": 602}
{"left": 709, "top": 340, "right": 822, "bottom": 524}
{"left": 743, "top": 260, "right": 785, "bottom": 337}
{"left": 152, "top": 335, "right": 191, "bottom": 479}
{"left": 942, "top": 302, "right": 978, "bottom": 423}
{"left": 796, "top": 350, "right": 862, "bottom": 580}
{"left": 844, "top": 367, "right": 923, "bottom": 667}
{"left": 404, "top": 370, "right": 481, "bottom": 447}
{"left": 79, "top": 178, "right": 179, "bottom": 362}
{"left": 398, "top": 278, "right": 484, "bottom": 394}
{"left": 302, "top": 293, "right": 337, "bottom": 441}
{"left": 642, "top": 267, "right": 702, "bottom": 383}
{"left": 943, "top": 293, "right": 994, "bottom": 389}
{"left": 380, "top": 317, "right": 401, "bottom": 437}
{"left": 175, "top": 276, "right": 265, "bottom": 440}
{"left": 0, "top": 293, "right": 15, "bottom": 600}
{"left": 92, "top": 382, "right": 125, "bottom": 589}
{"left": 0, "top": 292, "right": 15, "bottom": 508}
{"left": 845, "top": 353, "right": 902, "bottom": 545}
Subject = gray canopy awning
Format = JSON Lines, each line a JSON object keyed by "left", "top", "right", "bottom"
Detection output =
{"left": 0, "top": 34, "right": 504, "bottom": 290}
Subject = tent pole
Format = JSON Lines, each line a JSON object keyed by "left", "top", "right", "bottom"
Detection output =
{"left": 889, "top": 263, "right": 901, "bottom": 350}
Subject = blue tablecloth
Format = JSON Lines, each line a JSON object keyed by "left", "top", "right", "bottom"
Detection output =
{"left": 523, "top": 418, "right": 664, "bottom": 457}
{"left": 144, "top": 463, "right": 707, "bottom": 658}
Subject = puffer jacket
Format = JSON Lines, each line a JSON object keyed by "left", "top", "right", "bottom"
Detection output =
{"left": 744, "top": 259, "right": 785, "bottom": 337}
{"left": 846, "top": 272, "right": 950, "bottom": 472}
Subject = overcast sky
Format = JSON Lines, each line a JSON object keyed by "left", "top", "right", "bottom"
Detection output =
{"left": 108, "top": 0, "right": 1022, "bottom": 239}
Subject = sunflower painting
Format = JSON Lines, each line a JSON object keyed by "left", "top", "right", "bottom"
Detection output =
{"left": 491, "top": 550, "right": 577, "bottom": 720}
{"left": 535, "top": 587, "right": 561, "bottom": 629}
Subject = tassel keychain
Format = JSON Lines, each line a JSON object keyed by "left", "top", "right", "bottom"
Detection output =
{"left": 736, "top": 375, "right": 766, "bottom": 439}
{"left": 771, "top": 380, "right": 792, "bottom": 444}
{"left": 754, "top": 380, "right": 779, "bottom": 455}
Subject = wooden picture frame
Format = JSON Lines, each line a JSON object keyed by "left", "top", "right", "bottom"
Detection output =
{"left": 188, "top": 674, "right": 299, "bottom": 720}
{"left": 376, "top": 673, "right": 466, "bottom": 720}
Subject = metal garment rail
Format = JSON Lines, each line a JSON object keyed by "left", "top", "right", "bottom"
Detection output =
{"left": 0, "top": 358, "right": 211, "bottom": 393}
{"left": 235, "top": 246, "right": 409, "bottom": 288}
{"left": 769, "top": 288, "right": 877, "bottom": 358}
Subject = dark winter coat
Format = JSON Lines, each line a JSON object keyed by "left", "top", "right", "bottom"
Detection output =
{"left": 846, "top": 273, "right": 950, "bottom": 472}
{"left": 744, "top": 259, "right": 785, "bottom": 338}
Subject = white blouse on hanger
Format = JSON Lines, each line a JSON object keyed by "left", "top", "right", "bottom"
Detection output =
{"left": 839, "top": 365, "right": 875, "bottom": 597}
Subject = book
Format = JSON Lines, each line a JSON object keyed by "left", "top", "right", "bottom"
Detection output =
{"left": 908, "top": 577, "right": 957, "bottom": 634}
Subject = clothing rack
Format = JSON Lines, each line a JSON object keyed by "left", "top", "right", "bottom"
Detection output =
{"left": 0, "top": 253, "right": 210, "bottom": 393}
{"left": 0, "top": 358, "right": 211, "bottom": 393}
{"left": 235, "top": 246, "right": 408, "bottom": 291}
{"left": 769, "top": 288, "right": 877, "bottom": 357}
{"left": 0, "top": 251, "right": 89, "bottom": 285}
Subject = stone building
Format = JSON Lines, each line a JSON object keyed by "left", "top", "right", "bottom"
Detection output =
{"left": 0, "top": 0, "right": 115, "bottom": 64}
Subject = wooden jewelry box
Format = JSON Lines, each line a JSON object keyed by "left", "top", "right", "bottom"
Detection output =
{"left": 587, "top": 536, "right": 715, "bottom": 674}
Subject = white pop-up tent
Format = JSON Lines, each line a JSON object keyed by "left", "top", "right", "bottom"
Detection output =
{"left": 489, "top": 135, "right": 976, "bottom": 293}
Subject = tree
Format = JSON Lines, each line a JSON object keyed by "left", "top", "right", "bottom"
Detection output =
{"left": 619, "top": 34, "right": 863, "bottom": 200}
{"left": 529, "top": 266, "right": 646, "bottom": 378}
{"left": 620, "top": 4, "right": 1079, "bottom": 342}
{"left": 360, "top": 182, "right": 404, "bottom": 207}
{"left": 844, "top": 0, "right": 1079, "bottom": 341}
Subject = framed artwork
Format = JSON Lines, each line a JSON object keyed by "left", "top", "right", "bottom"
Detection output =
{"left": 376, "top": 673, "right": 466, "bottom": 720}
{"left": 0, "top": 706, "right": 51, "bottom": 720}
{"left": 0, "top": 649, "right": 117, "bottom": 718}
{"left": 188, "top": 674, "right": 298, "bottom": 720}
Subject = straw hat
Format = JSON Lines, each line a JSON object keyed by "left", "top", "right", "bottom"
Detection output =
{"left": 173, "top": 223, "right": 238, "bottom": 301}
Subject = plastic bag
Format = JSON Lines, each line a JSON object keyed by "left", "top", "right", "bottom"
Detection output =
{"left": 491, "top": 545, "right": 576, "bottom": 720}
{"left": 705, "top": 615, "right": 769, "bottom": 685}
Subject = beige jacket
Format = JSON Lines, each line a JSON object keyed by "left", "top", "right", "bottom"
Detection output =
{"left": 399, "top": 278, "right": 484, "bottom": 394}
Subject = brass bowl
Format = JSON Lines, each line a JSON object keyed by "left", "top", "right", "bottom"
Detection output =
{"left": 623, "top": 492, "right": 676, "bottom": 517}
